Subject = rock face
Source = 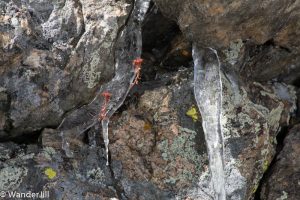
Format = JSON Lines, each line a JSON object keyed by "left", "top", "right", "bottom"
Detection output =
{"left": 154, "top": 0, "right": 300, "bottom": 84}
{"left": 109, "top": 69, "right": 207, "bottom": 198}
{"left": 221, "top": 78, "right": 296, "bottom": 200}
{"left": 0, "top": 141, "right": 121, "bottom": 200}
{"left": 1, "top": 0, "right": 300, "bottom": 200}
{"left": 260, "top": 125, "right": 300, "bottom": 200}
{"left": 0, "top": 0, "right": 130, "bottom": 137}
{"left": 0, "top": 69, "right": 207, "bottom": 199}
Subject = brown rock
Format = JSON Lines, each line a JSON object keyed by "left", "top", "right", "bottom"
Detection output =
{"left": 260, "top": 124, "right": 300, "bottom": 200}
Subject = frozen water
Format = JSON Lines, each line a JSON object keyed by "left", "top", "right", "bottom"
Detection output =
{"left": 192, "top": 44, "right": 226, "bottom": 200}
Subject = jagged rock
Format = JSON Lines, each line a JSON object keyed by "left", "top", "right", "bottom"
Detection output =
{"left": 260, "top": 124, "right": 300, "bottom": 200}
{"left": 141, "top": 8, "right": 192, "bottom": 80}
{"left": 154, "top": 0, "right": 300, "bottom": 83}
{"left": 0, "top": 0, "right": 131, "bottom": 137}
{"left": 154, "top": 0, "right": 300, "bottom": 50}
{"left": 0, "top": 0, "right": 300, "bottom": 199}
{"left": 220, "top": 78, "right": 296, "bottom": 200}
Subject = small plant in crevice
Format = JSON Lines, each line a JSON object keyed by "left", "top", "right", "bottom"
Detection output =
{"left": 98, "top": 91, "right": 112, "bottom": 121}
{"left": 131, "top": 58, "right": 143, "bottom": 88}
{"left": 98, "top": 58, "right": 144, "bottom": 165}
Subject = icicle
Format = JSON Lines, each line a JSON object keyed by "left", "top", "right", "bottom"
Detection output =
{"left": 192, "top": 44, "right": 226, "bottom": 200}
{"left": 101, "top": 118, "right": 110, "bottom": 166}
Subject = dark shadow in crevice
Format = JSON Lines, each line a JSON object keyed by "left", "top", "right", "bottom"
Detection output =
{"left": 141, "top": 5, "right": 192, "bottom": 82}
{"left": 292, "top": 77, "right": 300, "bottom": 88}
{"left": 0, "top": 128, "right": 42, "bottom": 144}
{"left": 117, "top": 6, "right": 191, "bottom": 114}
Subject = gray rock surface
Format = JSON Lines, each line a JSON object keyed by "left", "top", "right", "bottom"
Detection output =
{"left": 0, "top": 0, "right": 130, "bottom": 137}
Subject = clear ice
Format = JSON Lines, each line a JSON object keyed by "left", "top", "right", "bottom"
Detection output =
{"left": 192, "top": 44, "right": 226, "bottom": 200}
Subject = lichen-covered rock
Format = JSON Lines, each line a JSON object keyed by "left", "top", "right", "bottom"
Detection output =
{"left": 220, "top": 77, "right": 296, "bottom": 200}
{"left": 109, "top": 67, "right": 295, "bottom": 199}
{"left": 109, "top": 68, "right": 208, "bottom": 198}
{"left": 260, "top": 124, "right": 300, "bottom": 200}
{"left": 0, "top": 140, "right": 120, "bottom": 200}
{"left": 0, "top": 166, "right": 28, "bottom": 191}
{"left": 0, "top": 0, "right": 299, "bottom": 199}
{"left": 0, "top": 0, "right": 130, "bottom": 137}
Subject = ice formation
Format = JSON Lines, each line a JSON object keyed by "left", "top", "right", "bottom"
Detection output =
{"left": 192, "top": 44, "right": 226, "bottom": 200}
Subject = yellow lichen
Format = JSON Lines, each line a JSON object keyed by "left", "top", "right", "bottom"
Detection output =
{"left": 186, "top": 106, "right": 199, "bottom": 122}
{"left": 144, "top": 121, "right": 152, "bottom": 131}
{"left": 44, "top": 167, "right": 57, "bottom": 179}
{"left": 251, "top": 184, "right": 258, "bottom": 194}
{"left": 262, "top": 160, "right": 269, "bottom": 172}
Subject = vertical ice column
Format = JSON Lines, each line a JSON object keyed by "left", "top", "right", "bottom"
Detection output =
{"left": 192, "top": 45, "right": 226, "bottom": 200}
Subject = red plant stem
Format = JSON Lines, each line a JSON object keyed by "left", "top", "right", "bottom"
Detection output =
{"left": 98, "top": 92, "right": 112, "bottom": 121}
{"left": 131, "top": 58, "right": 143, "bottom": 89}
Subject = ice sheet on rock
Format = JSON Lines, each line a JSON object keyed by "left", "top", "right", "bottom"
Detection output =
{"left": 58, "top": 0, "right": 151, "bottom": 165}
{"left": 192, "top": 44, "right": 226, "bottom": 200}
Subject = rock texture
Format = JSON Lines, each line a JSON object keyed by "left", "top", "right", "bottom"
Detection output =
{"left": 260, "top": 125, "right": 300, "bottom": 200}
{"left": 0, "top": 141, "right": 121, "bottom": 200}
{"left": 0, "top": 0, "right": 130, "bottom": 137}
{"left": 0, "top": 0, "right": 300, "bottom": 199}
{"left": 154, "top": 0, "right": 300, "bottom": 84}
{"left": 0, "top": 69, "right": 206, "bottom": 199}
{"left": 109, "top": 69, "right": 207, "bottom": 196}
{"left": 221, "top": 77, "right": 296, "bottom": 200}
